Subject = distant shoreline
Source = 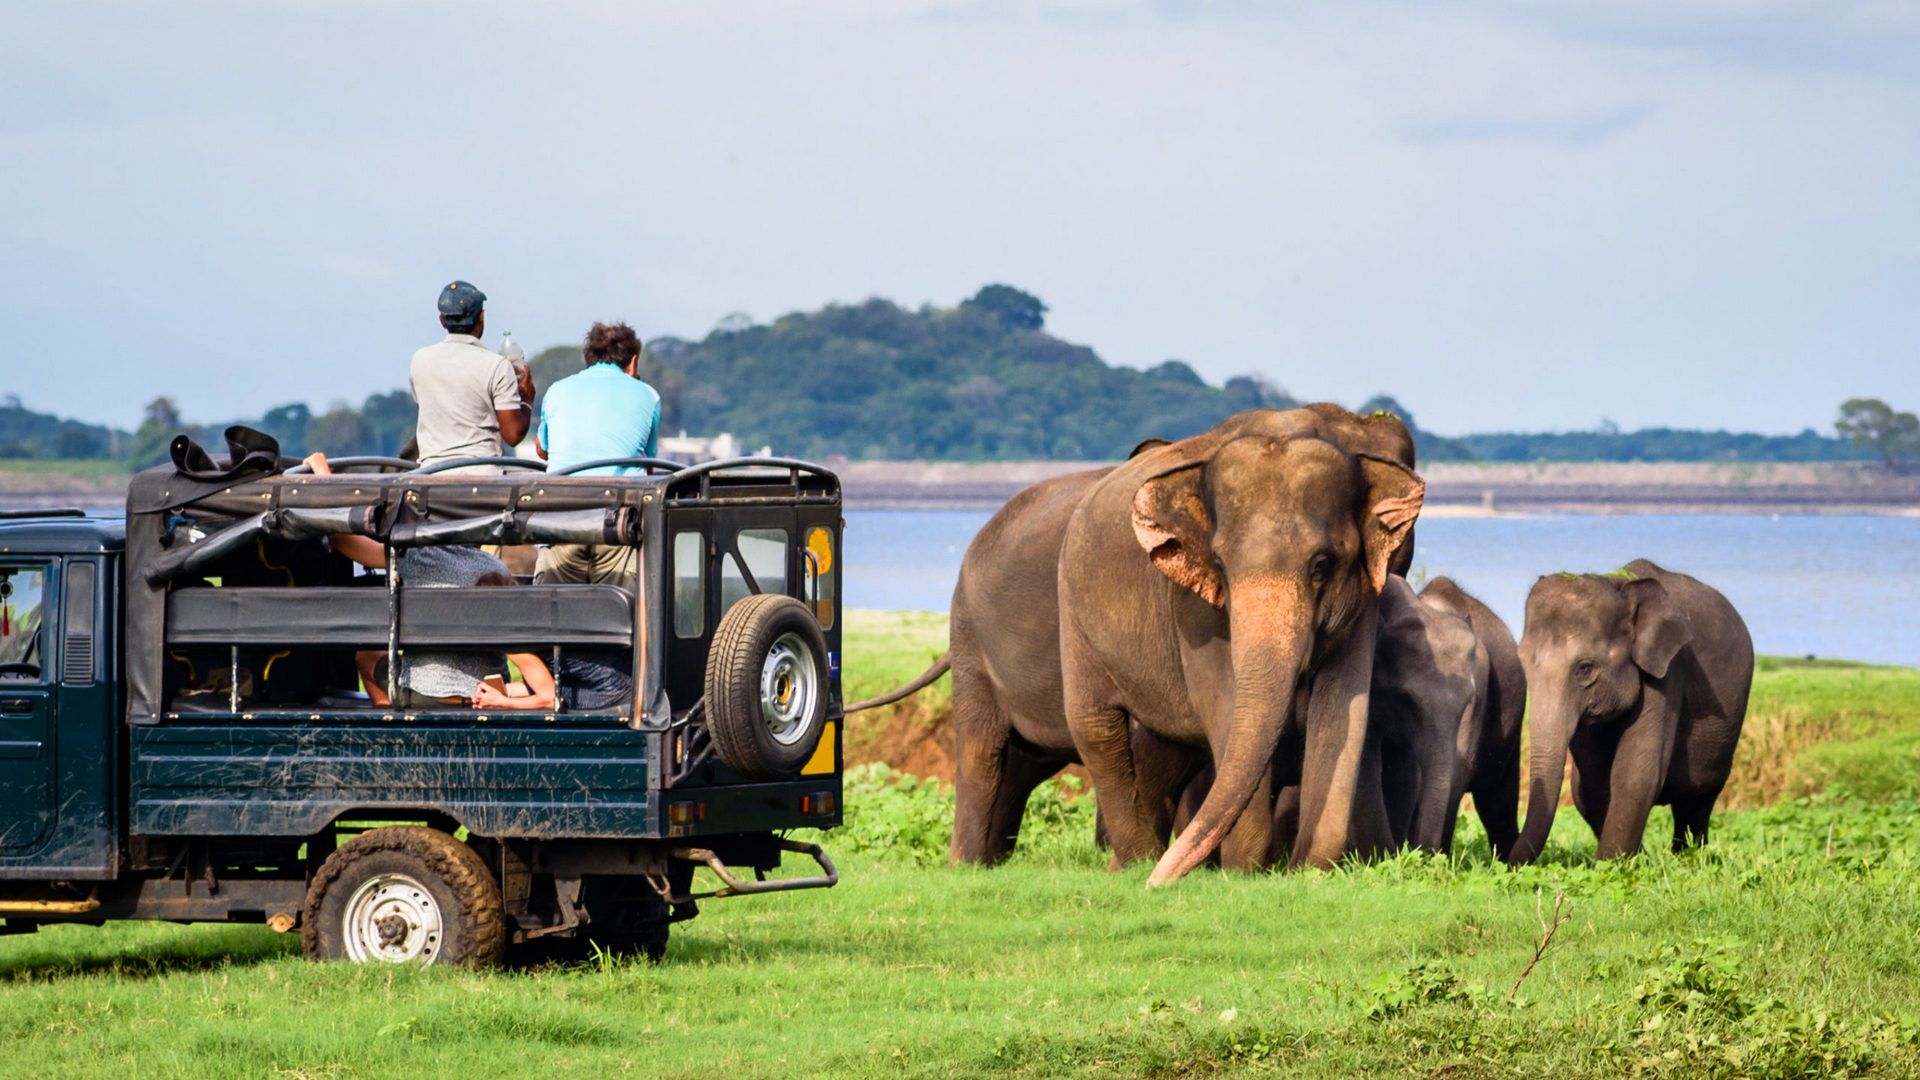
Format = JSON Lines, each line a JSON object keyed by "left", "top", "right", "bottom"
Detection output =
{"left": 2, "top": 459, "right": 1915, "bottom": 516}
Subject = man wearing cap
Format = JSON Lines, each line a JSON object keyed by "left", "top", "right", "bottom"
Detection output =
{"left": 409, "top": 280, "right": 535, "bottom": 475}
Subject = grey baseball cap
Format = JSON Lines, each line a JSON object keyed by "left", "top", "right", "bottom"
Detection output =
{"left": 437, "top": 280, "right": 487, "bottom": 320}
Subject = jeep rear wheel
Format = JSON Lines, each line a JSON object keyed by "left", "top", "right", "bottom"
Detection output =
{"left": 707, "top": 594, "right": 829, "bottom": 780}
{"left": 303, "top": 826, "right": 506, "bottom": 968}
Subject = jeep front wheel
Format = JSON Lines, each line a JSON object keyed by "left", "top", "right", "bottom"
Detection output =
{"left": 302, "top": 826, "right": 506, "bottom": 968}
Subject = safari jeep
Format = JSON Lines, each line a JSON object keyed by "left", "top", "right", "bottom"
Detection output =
{"left": 0, "top": 434, "right": 843, "bottom": 965}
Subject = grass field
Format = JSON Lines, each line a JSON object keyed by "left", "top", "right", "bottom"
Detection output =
{"left": 1, "top": 611, "right": 1916, "bottom": 1078}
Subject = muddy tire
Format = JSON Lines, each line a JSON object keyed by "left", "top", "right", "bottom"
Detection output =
{"left": 706, "top": 594, "right": 829, "bottom": 780}
{"left": 302, "top": 826, "right": 506, "bottom": 968}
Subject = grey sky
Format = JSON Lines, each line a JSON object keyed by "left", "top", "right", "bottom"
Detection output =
{"left": 3, "top": 0, "right": 1915, "bottom": 436}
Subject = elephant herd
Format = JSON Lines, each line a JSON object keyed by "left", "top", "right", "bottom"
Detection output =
{"left": 860, "top": 406, "right": 1756, "bottom": 885}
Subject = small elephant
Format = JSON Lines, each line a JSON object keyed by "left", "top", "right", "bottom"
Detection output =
{"left": 1418, "top": 577, "right": 1526, "bottom": 860}
{"left": 1509, "top": 559, "right": 1753, "bottom": 863}
{"left": 1371, "top": 576, "right": 1484, "bottom": 854}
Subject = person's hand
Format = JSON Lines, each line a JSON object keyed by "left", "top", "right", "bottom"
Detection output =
{"left": 514, "top": 362, "right": 536, "bottom": 402}
{"left": 470, "top": 682, "right": 514, "bottom": 709}
{"left": 303, "top": 452, "right": 333, "bottom": 476}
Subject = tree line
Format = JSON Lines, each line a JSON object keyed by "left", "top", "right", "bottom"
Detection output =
{"left": 1, "top": 286, "right": 1913, "bottom": 467}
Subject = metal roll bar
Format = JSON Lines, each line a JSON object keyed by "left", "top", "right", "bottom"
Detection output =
{"left": 411, "top": 456, "right": 549, "bottom": 476}
{"left": 550, "top": 456, "right": 687, "bottom": 476}
{"left": 668, "top": 456, "right": 838, "bottom": 482}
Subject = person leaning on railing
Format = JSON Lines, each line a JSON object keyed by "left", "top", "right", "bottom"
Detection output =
{"left": 300, "top": 453, "right": 555, "bottom": 711}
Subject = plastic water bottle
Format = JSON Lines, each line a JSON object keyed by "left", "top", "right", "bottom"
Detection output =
{"left": 500, "top": 331, "right": 524, "bottom": 363}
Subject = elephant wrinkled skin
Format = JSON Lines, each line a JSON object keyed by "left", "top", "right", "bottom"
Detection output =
{"left": 1059, "top": 410, "right": 1423, "bottom": 884}
{"left": 941, "top": 407, "right": 1418, "bottom": 873}
{"left": 1508, "top": 559, "right": 1753, "bottom": 863}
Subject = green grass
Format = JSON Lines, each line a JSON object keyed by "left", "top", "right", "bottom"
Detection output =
{"left": 0, "top": 615, "right": 1915, "bottom": 1077}
{"left": 4, "top": 797, "right": 1919, "bottom": 1078}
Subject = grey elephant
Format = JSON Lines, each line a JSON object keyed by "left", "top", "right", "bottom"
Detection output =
{"left": 1371, "top": 576, "right": 1484, "bottom": 853}
{"left": 1159, "top": 574, "right": 1521, "bottom": 860}
{"left": 879, "top": 407, "right": 1418, "bottom": 871}
{"left": 1418, "top": 576, "right": 1526, "bottom": 860}
{"left": 1507, "top": 559, "right": 1753, "bottom": 863}
{"left": 1059, "top": 409, "right": 1424, "bottom": 884}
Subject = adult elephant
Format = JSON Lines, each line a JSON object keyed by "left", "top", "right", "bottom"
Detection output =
{"left": 1418, "top": 576, "right": 1526, "bottom": 859}
{"left": 914, "top": 406, "right": 1416, "bottom": 867}
{"left": 1507, "top": 559, "right": 1753, "bottom": 863}
{"left": 1059, "top": 409, "right": 1424, "bottom": 883}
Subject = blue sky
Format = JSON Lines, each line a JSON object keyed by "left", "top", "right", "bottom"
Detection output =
{"left": 2, "top": 1, "right": 1915, "bottom": 436}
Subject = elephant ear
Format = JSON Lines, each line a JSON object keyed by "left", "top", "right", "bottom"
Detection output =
{"left": 1131, "top": 454, "right": 1222, "bottom": 608}
{"left": 1625, "top": 578, "right": 1692, "bottom": 679}
{"left": 1357, "top": 454, "right": 1424, "bottom": 593}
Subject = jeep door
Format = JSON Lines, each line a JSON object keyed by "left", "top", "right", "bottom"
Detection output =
{"left": 0, "top": 562, "right": 54, "bottom": 854}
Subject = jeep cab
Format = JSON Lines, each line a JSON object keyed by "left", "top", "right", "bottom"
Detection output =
{"left": 0, "top": 439, "right": 843, "bottom": 965}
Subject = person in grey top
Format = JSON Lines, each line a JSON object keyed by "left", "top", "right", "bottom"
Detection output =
{"left": 409, "top": 280, "right": 535, "bottom": 475}
{"left": 303, "top": 453, "right": 556, "bottom": 710}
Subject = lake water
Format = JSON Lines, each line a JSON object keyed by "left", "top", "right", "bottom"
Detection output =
{"left": 844, "top": 511, "right": 1920, "bottom": 666}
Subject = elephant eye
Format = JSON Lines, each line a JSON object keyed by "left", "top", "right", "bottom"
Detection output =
{"left": 1308, "top": 553, "right": 1333, "bottom": 587}
{"left": 1573, "top": 659, "right": 1597, "bottom": 683}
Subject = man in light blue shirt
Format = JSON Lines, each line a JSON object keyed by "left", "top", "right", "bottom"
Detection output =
{"left": 535, "top": 320, "right": 662, "bottom": 476}
{"left": 533, "top": 321, "right": 662, "bottom": 590}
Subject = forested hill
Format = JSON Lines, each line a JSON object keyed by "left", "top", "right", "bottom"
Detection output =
{"left": 530, "top": 285, "right": 1296, "bottom": 461}
{"left": 0, "top": 284, "right": 1905, "bottom": 466}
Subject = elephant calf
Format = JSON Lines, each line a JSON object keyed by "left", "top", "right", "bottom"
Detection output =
{"left": 1417, "top": 577, "right": 1526, "bottom": 860}
{"left": 1509, "top": 559, "right": 1753, "bottom": 863}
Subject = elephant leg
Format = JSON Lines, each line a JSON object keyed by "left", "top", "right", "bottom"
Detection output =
{"left": 1063, "top": 633, "right": 1161, "bottom": 868}
{"left": 1670, "top": 790, "right": 1718, "bottom": 852}
{"left": 1218, "top": 766, "right": 1275, "bottom": 872}
{"left": 949, "top": 663, "right": 1014, "bottom": 865}
{"left": 1595, "top": 684, "right": 1680, "bottom": 859}
{"left": 1268, "top": 785, "right": 1301, "bottom": 864}
{"left": 983, "top": 740, "right": 1065, "bottom": 861}
{"left": 1471, "top": 750, "right": 1521, "bottom": 862}
{"left": 1568, "top": 732, "right": 1614, "bottom": 846}
{"left": 1134, "top": 726, "right": 1208, "bottom": 848}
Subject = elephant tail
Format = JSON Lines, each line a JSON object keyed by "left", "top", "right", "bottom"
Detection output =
{"left": 845, "top": 653, "right": 952, "bottom": 712}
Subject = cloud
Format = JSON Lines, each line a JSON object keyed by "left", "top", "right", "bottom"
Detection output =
{"left": 1400, "top": 102, "right": 1660, "bottom": 147}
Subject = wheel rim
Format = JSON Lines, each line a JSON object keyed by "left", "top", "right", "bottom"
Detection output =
{"left": 341, "top": 872, "right": 445, "bottom": 965}
{"left": 759, "top": 632, "right": 819, "bottom": 747}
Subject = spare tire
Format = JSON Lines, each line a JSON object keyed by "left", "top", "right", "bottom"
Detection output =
{"left": 706, "top": 594, "right": 830, "bottom": 780}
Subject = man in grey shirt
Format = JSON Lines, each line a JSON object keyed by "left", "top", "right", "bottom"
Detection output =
{"left": 410, "top": 280, "right": 535, "bottom": 475}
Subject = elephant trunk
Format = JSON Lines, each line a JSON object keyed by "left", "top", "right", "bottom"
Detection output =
{"left": 1508, "top": 688, "right": 1574, "bottom": 865}
{"left": 1147, "top": 580, "right": 1309, "bottom": 886}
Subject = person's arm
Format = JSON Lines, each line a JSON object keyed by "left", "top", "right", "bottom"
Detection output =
{"left": 534, "top": 406, "right": 550, "bottom": 460}
{"left": 303, "top": 453, "right": 388, "bottom": 568}
{"left": 644, "top": 396, "right": 662, "bottom": 458}
{"left": 472, "top": 652, "right": 556, "bottom": 710}
{"left": 493, "top": 358, "right": 534, "bottom": 448}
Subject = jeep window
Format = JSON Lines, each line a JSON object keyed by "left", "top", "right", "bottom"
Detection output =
{"left": 673, "top": 530, "right": 705, "bottom": 639}
{"left": 0, "top": 566, "right": 48, "bottom": 682}
{"left": 805, "top": 526, "right": 835, "bottom": 629}
{"left": 721, "top": 528, "right": 789, "bottom": 616}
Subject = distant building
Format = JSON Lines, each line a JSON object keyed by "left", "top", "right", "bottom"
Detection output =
{"left": 658, "top": 432, "right": 771, "bottom": 464}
